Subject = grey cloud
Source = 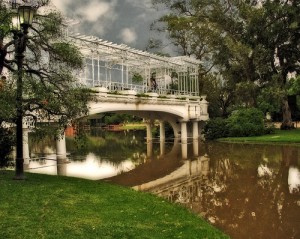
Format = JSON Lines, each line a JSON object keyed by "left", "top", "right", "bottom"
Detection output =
{"left": 52, "top": 0, "right": 164, "bottom": 52}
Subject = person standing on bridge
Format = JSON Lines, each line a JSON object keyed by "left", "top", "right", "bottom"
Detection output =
{"left": 150, "top": 73, "right": 157, "bottom": 91}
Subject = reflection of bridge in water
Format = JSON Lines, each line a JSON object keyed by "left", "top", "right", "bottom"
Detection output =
{"left": 102, "top": 138, "right": 211, "bottom": 187}
{"left": 134, "top": 154, "right": 211, "bottom": 204}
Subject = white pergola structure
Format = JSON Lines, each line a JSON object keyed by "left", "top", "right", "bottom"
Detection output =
{"left": 68, "top": 33, "right": 202, "bottom": 96}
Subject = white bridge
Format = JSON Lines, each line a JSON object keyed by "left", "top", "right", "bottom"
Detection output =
{"left": 24, "top": 30, "right": 209, "bottom": 163}
{"left": 70, "top": 32, "right": 209, "bottom": 141}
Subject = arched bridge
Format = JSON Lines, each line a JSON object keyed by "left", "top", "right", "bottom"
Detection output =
{"left": 88, "top": 88, "right": 209, "bottom": 140}
{"left": 23, "top": 30, "right": 210, "bottom": 163}
{"left": 67, "top": 32, "right": 210, "bottom": 142}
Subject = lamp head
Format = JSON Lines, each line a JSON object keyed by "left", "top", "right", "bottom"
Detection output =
{"left": 18, "top": 6, "right": 35, "bottom": 27}
{"left": 11, "top": 15, "right": 20, "bottom": 31}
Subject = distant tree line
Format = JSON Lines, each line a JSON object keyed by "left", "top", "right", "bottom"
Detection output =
{"left": 150, "top": 0, "right": 300, "bottom": 136}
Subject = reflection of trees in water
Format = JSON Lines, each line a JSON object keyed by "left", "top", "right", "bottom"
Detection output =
{"left": 66, "top": 129, "right": 173, "bottom": 166}
{"left": 66, "top": 130, "right": 148, "bottom": 166}
{"left": 30, "top": 130, "right": 150, "bottom": 166}
{"left": 29, "top": 135, "right": 56, "bottom": 161}
{"left": 155, "top": 143, "right": 300, "bottom": 239}
{"left": 211, "top": 145, "right": 299, "bottom": 238}
{"left": 203, "top": 143, "right": 299, "bottom": 239}
{"left": 281, "top": 146, "right": 300, "bottom": 194}
{"left": 195, "top": 156, "right": 238, "bottom": 225}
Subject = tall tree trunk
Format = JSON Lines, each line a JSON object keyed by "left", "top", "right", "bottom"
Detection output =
{"left": 0, "top": 39, "right": 4, "bottom": 75}
{"left": 281, "top": 97, "right": 294, "bottom": 129}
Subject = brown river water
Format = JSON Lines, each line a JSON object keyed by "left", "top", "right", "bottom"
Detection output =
{"left": 28, "top": 130, "right": 300, "bottom": 239}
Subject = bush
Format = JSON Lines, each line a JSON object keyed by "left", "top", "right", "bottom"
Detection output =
{"left": 226, "top": 108, "right": 265, "bottom": 137}
{"left": 0, "top": 127, "right": 14, "bottom": 168}
{"left": 203, "top": 117, "right": 229, "bottom": 140}
{"left": 203, "top": 108, "right": 267, "bottom": 140}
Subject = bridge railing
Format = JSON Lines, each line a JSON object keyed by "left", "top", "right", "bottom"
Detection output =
{"left": 90, "top": 81, "right": 199, "bottom": 96}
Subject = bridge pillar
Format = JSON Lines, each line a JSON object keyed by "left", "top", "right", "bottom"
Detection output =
{"left": 193, "top": 139, "right": 199, "bottom": 157}
{"left": 192, "top": 121, "right": 199, "bottom": 139}
{"left": 57, "top": 158, "right": 67, "bottom": 176}
{"left": 159, "top": 121, "right": 165, "bottom": 141}
{"left": 146, "top": 120, "right": 153, "bottom": 142}
{"left": 159, "top": 121, "right": 166, "bottom": 156}
{"left": 181, "top": 141, "right": 188, "bottom": 160}
{"left": 181, "top": 121, "right": 188, "bottom": 144}
{"left": 56, "top": 132, "right": 67, "bottom": 160}
{"left": 160, "top": 141, "right": 166, "bottom": 157}
{"left": 181, "top": 121, "right": 188, "bottom": 159}
{"left": 23, "top": 127, "right": 30, "bottom": 165}
{"left": 146, "top": 140, "right": 153, "bottom": 159}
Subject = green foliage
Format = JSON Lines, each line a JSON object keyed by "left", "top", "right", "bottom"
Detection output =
{"left": 203, "top": 118, "right": 229, "bottom": 140}
{"left": 257, "top": 85, "right": 282, "bottom": 114}
{"left": 136, "top": 93, "right": 150, "bottom": 97}
{"left": 0, "top": 127, "right": 14, "bottom": 168}
{"left": 220, "top": 128, "right": 300, "bottom": 144}
{"left": 152, "top": 0, "right": 300, "bottom": 125}
{"left": 203, "top": 74, "right": 236, "bottom": 118}
{"left": 131, "top": 72, "right": 143, "bottom": 83}
{"left": 204, "top": 108, "right": 268, "bottom": 140}
{"left": 52, "top": 42, "right": 83, "bottom": 68}
{"left": 171, "top": 71, "right": 178, "bottom": 78}
{"left": 103, "top": 113, "right": 140, "bottom": 125}
{"left": 0, "top": 4, "right": 11, "bottom": 37}
{"left": 169, "top": 82, "right": 178, "bottom": 90}
{"left": 285, "top": 73, "right": 299, "bottom": 123}
{"left": 287, "top": 76, "right": 300, "bottom": 96}
{"left": 227, "top": 108, "right": 265, "bottom": 137}
{"left": 0, "top": 86, "right": 16, "bottom": 122}
{"left": 0, "top": 2, "right": 93, "bottom": 136}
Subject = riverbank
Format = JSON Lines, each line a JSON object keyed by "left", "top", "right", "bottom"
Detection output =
{"left": 218, "top": 128, "right": 300, "bottom": 144}
{"left": 0, "top": 171, "right": 228, "bottom": 239}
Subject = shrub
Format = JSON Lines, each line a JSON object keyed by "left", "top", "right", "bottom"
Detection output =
{"left": 203, "top": 117, "right": 229, "bottom": 140}
{"left": 0, "top": 127, "right": 14, "bottom": 168}
{"left": 226, "top": 108, "right": 265, "bottom": 137}
{"left": 203, "top": 108, "right": 268, "bottom": 140}
{"left": 264, "top": 123, "right": 276, "bottom": 134}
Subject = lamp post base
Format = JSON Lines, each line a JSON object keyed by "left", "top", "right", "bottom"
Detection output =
{"left": 13, "top": 174, "right": 26, "bottom": 180}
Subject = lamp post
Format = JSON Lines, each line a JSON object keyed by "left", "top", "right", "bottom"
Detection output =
{"left": 12, "top": 5, "right": 35, "bottom": 179}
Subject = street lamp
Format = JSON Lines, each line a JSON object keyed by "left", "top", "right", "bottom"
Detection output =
{"left": 12, "top": 5, "right": 35, "bottom": 180}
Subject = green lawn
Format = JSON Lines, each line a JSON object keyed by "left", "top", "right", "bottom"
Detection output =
{"left": 120, "top": 123, "right": 146, "bottom": 130}
{"left": 218, "top": 128, "right": 300, "bottom": 144}
{"left": 0, "top": 171, "right": 228, "bottom": 239}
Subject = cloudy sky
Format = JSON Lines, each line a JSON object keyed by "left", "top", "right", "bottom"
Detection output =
{"left": 51, "top": 0, "right": 165, "bottom": 52}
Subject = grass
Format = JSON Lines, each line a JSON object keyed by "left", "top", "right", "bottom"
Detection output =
{"left": 0, "top": 171, "right": 228, "bottom": 239}
{"left": 120, "top": 123, "right": 146, "bottom": 130}
{"left": 218, "top": 128, "right": 300, "bottom": 144}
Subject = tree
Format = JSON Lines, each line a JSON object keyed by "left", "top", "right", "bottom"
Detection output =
{"left": 238, "top": 0, "right": 300, "bottom": 129}
{"left": 0, "top": 1, "right": 93, "bottom": 176}
{"left": 150, "top": 0, "right": 256, "bottom": 117}
{"left": 200, "top": 73, "right": 236, "bottom": 118}
{"left": 150, "top": 0, "right": 216, "bottom": 71}
{"left": 0, "top": 1, "right": 93, "bottom": 128}
{"left": 0, "top": 126, "right": 14, "bottom": 168}
{"left": 151, "top": 0, "right": 300, "bottom": 128}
